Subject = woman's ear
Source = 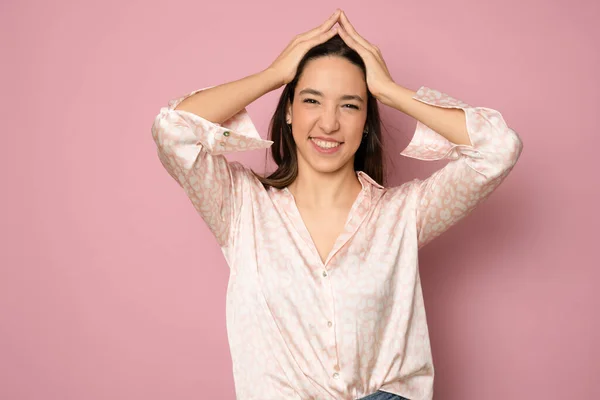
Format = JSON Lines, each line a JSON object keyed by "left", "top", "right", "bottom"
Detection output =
{"left": 286, "top": 101, "right": 292, "bottom": 124}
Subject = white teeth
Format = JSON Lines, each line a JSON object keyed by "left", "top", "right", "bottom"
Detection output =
{"left": 310, "top": 138, "right": 341, "bottom": 149}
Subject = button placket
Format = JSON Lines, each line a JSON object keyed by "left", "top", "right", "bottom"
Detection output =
{"left": 321, "top": 268, "right": 341, "bottom": 382}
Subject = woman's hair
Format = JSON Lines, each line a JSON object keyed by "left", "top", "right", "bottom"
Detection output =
{"left": 254, "top": 34, "right": 385, "bottom": 189}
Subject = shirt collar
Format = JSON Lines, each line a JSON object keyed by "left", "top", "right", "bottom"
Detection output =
{"left": 356, "top": 170, "right": 385, "bottom": 190}
{"left": 273, "top": 170, "right": 384, "bottom": 196}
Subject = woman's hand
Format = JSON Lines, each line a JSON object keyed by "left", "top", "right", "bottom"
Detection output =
{"left": 267, "top": 9, "right": 341, "bottom": 86}
{"left": 336, "top": 10, "right": 395, "bottom": 100}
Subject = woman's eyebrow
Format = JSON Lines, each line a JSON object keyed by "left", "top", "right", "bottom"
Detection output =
{"left": 298, "top": 88, "right": 364, "bottom": 103}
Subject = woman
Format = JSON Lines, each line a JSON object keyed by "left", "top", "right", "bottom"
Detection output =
{"left": 151, "top": 9, "right": 523, "bottom": 400}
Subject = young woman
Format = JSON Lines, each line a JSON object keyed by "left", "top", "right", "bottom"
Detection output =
{"left": 151, "top": 9, "right": 523, "bottom": 400}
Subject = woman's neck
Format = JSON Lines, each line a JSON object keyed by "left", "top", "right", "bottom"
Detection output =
{"left": 287, "top": 164, "right": 362, "bottom": 209}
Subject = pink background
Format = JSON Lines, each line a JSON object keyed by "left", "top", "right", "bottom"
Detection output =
{"left": 2, "top": 0, "right": 598, "bottom": 399}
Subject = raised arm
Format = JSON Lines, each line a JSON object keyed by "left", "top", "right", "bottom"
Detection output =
{"left": 397, "top": 86, "right": 524, "bottom": 249}
{"left": 150, "top": 11, "right": 342, "bottom": 250}
{"left": 332, "top": 13, "right": 524, "bottom": 250}
{"left": 150, "top": 70, "right": 278, "bottom": 248}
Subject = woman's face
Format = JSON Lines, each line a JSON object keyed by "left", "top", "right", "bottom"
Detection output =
{"left": 287, "top": 56, "right": 368, "bottom": 175}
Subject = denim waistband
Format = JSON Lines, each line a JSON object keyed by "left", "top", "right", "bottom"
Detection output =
{"left": 356, "top": 390, "right": 409, "bottom": 400}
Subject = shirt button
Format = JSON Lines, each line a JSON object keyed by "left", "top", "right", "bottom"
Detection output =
{"left": 322, "top": 270, "right": 328, "bottom": 277}
{"left": 333, "top": 372, "right": 339, "bottom": 379}
{"left": 219, "top": 141, "right": 226, "bottom": 146}
{"left": 223, "top": 131, "right": 231, "bottom": 136}
{"left": 327, "top": 321, "right": 333, "bottom": 327}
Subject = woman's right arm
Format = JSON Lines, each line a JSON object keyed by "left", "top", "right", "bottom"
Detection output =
{"left": 151, "top": 9, "right": 341, "bottom": 250}
{"left": 150, "top": 69, "right": 280, "bottom": 249}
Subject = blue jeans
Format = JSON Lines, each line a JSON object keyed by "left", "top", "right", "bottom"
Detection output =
{"left": 356, "top": 390, "right": 410, "bottom": 400}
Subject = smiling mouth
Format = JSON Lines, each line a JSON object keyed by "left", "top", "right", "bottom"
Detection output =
{"left": 309, "top": 137, "right": 343, "bottom": 149}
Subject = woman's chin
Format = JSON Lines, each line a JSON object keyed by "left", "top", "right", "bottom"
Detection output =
{"left": 307, "top": 157, "right": 352, "bottom": 174}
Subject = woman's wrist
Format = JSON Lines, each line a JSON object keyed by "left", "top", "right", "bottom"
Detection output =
{"left": 377, "top": 82, "right": 416, "bottom": 111}
{"left": 260, "top": 67, "right": 286, "bottom": 92}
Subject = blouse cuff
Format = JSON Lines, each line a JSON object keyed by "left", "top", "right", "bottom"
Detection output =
{"left": 400, "top": 86, "right": 523, "bottom": 180}
{"left": 400, "top": 86, "right": 483, "bottom": 161}
{"left": 164, "top": 86, "right": 273, "bottom": 155}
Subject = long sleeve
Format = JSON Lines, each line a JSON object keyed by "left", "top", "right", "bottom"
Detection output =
{"left": 151, "top": 87, "right": 273, "bottom": 248}
{"left": 400, "top": 86, "right": 524, "bottom": 250}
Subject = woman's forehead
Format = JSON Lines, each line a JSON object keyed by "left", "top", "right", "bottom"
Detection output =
{"left": 298, "top": 58, "right": 366, "bottom": 96}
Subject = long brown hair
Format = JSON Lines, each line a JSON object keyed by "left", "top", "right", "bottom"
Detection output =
{"left": 253, "top": 34, "right": 385, "bottom": 189}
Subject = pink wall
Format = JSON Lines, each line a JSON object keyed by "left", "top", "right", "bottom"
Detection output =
{"left": 2, "top": 0, "right": 598, "bottom": 399}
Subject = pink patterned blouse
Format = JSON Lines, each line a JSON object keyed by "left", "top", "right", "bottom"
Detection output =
{"left": 151, "top": 85, "right": 523, "bottom": 400}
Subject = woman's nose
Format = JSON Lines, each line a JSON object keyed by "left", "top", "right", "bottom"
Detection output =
{"left": 318, "top": 107, "right": 340, "bottom": 132}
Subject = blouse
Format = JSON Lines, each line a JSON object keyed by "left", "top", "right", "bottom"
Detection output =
{"left": 151, "top": 85, "right": 523, "bottom": 400}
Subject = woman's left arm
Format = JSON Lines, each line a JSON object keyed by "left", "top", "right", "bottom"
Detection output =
{"left": 336, "top": 10, "right": 524, "bottom": 249}
{"left": 388, "top": 84, "right": 524, "bottom": 249}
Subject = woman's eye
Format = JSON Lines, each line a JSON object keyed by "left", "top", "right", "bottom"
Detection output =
{"left": 302, "top": 99, "right": 359, "bottom": 110}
